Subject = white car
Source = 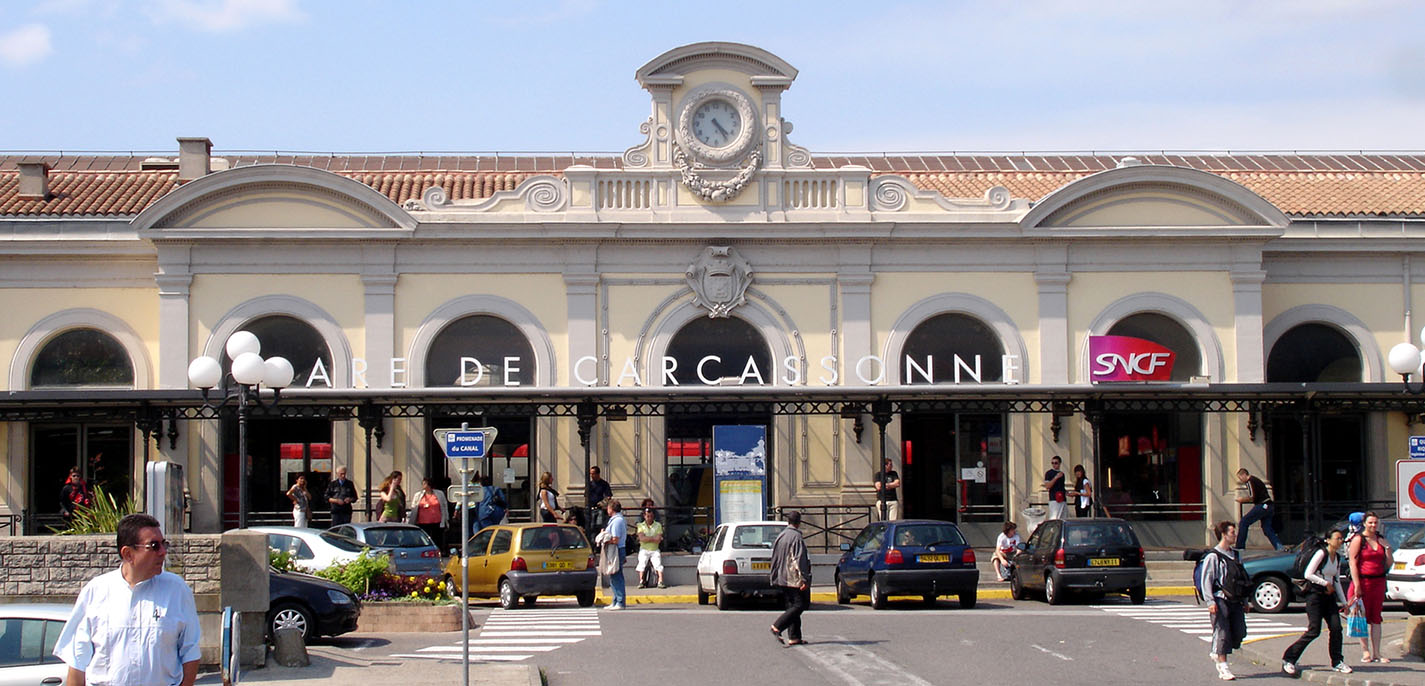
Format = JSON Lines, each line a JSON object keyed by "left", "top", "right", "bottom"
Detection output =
{"left": 251, "top": 526, "right": 394, "bottom": 573}
{"left": 695, "top": 520, "right": 788, "bottom": 610}
{"left": 0, "top": 603, "right": 70, "bottom": 686}
{"left": 1386, "top": 526, "right": 1425, "bottom": 615}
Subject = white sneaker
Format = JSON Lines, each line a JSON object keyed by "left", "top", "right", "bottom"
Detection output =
{"left": 1281, "top": 661, "right": 1298, "bottom": 677}
{"left": 605, "top": 603, "right": 623, "bottom": 610}
{"left": 1332, "top": 663, "right": 1352, "bottom": 674}
{"left": 1216, "top": 662, "right": 1235, "bottom": 681}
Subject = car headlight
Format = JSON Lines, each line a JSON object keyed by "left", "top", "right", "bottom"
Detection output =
{"left": 327, "top": 589, "right": 354, "bottom": 605}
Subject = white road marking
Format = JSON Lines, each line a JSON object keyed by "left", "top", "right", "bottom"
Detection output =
{"left": 391, "top": 653, "right": 532, "bottom": 661}
{"left": 794, "top": 634, "right": 937, "bottom": 686}
{"left": 1030, "top": 644, "right": 1074, "bottom": 661}
{"left": 1095, "top": 601, "right": 1301, "bottom": 642}
{"left": 395, "top": 606, "right": 601, "bottom": 664}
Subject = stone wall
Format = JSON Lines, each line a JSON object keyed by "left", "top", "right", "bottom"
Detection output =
{"left": 0, "top": 533, "right": 256, "bottom": 668}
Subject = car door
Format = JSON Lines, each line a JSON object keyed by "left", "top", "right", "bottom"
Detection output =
{"left": 697, "top": 525, "right": 728, "bottom": 592}
{"left": 1030, "top": 521, "right": 1061, "bottom": 589}
{"left": 461, "top": 529, "right": 494, "bottom": 594}
{"left": 0, "top": 617, "right": 66, "bottom": 686}
{"left": 844, "top": 525, "right": 885, "bottom": 593}
{"left": 480, "top": 529, "right": 515, "bottom": 593}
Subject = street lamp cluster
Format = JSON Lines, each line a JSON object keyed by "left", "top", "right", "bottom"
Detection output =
{"left": 1388, "top": 330, "right": 1425, "bottom": 391}
{"left": 187, "top": 331, "right": 294, "bottom": 528}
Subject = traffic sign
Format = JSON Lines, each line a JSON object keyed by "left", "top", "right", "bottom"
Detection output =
{"left": 1399, "top": 460, "right": 1425, "bottom": 520}
{"left": 447, "top": 484, "right": 484, "bottom": 509}
{"left": 1412, "top": 436, "right": 1425, "bottom": 459}
{"left": 433, "top": 426, "right": 498, "bottom": 460}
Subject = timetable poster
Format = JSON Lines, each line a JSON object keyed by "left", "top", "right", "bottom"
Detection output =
{"left": 713, "top": 425, "right": 767, "bottom": 526}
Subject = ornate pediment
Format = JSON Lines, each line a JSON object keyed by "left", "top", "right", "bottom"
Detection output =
{"left": 686, "top": 246, "right": 753, "bottom": 318}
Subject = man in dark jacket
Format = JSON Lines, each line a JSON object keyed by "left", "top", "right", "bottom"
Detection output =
{"left": 769, "top": 511, "right": 812, "bottom": 646}
{"left": 325, "top": 466, "right": 358, "bottom": 526}
{"left": 586, "top": 466, "right": 613, "bottom": 538}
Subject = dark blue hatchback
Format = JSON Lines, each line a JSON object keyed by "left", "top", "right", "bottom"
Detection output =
{"left": 835, "top": 519, "right": 979, "bottom": 609}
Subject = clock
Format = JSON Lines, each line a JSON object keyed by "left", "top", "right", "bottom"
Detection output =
{"left": 676, "top": 85, "right": 757, "bottom": 165}
{"left": 691, "top": 99, "right": 742, "bottom": 149}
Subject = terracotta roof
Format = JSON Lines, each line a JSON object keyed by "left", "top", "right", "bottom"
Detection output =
{"left": 2, "top": 152, "right": 1424, "bottom": 218}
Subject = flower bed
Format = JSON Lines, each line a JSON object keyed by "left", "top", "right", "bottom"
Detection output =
{"left": 355, "top": 601, "right": 468, "bottom": 633}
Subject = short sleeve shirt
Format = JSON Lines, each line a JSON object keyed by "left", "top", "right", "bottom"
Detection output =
{"left": 1247, "top": 476, "right": 1270, "bottom": 505}
{"left": 636, "top": 520, "right": 663, "bottom": 551}
{"left": 53, "top": 568, "right": 201, "bottom": 686}
{"left": 874, "top": 470, "right": 900, "bottom": 500}
{"left": 1044, "top": 469, "right": 1066, "bottom": 498}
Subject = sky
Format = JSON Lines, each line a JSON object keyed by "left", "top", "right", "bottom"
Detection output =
{"left": 1, "top": 0, "right": 1423, "bottom": 155}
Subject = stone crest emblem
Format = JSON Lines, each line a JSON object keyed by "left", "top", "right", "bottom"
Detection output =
{"left": 686, "top": 246, "right": 753, "bottom": 318}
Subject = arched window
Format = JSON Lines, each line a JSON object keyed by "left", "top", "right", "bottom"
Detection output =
{"left": 902, "top": 313, "right": 1005, "bottom": 383}
{"left": 1266, "top": 323, "right": 1362, "bottom": 382}
{"left": 226, "top": 315, "right": 333, "bottom": 388}
{"left": 425, "top": 315, "right": 536, "bottom": 387}
{"left": 665, "top": 316, "right": 771, "bottom": 386}
{"left": 1106, "top": 312, "right": 1200, "bottom": 381}
{"left": 30, "top": 328, "right": 134, "bottom": 387}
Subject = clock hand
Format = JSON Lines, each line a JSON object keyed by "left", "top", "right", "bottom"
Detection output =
{"left": 712, "top": 119, "right": 730, "bottom": 137}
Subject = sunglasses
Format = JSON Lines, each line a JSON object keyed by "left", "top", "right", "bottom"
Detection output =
{"left": 130, "top": 540, "right": 170, "bottom": 551}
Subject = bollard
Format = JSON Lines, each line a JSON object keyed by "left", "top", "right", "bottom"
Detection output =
{"left": 271, "top": 628, "right": 310, "bottom": 668}
{"left": 1401, "top": 615, "right": 1425, "bottom": 659}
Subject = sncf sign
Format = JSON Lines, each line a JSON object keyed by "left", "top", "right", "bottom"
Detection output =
{"left": 1089, "top": 335, "right": 1176, "bottom": 382}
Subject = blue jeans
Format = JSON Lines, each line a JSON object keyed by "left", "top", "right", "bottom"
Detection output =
{"left": 1236, "top": 502, "right": 1282, "bottom": 550}
{"left": 608, "top": 568, "right": 626, "bottom": 606}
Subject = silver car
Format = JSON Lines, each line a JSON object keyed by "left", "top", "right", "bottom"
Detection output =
{"left": 327, "top": 522, "right": 443, "bottom": 577}
{"left": 0, "top": 603, "right": 70, "bottom": 686}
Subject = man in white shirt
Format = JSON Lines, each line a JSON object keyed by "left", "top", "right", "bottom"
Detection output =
{"left": 54, "top": 513, "right": 201, "bottom": 686}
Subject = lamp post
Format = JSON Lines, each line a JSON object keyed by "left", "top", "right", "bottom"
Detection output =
{"left": 1388, "top": 328, "right": 1425, "bottom": 393}
{"left": 187, "top": 331, "right": 294, "bottom": 529}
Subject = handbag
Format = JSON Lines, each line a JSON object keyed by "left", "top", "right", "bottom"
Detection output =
{"left": 1346, "top": 600, "right": 1369, "bottom": 638}
{"left": 599, "top": 541, "right": 621, "bottom": 575}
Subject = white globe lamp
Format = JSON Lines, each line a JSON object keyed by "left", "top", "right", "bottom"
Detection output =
{"left": 1389, "top": 342, "right": 1424, "bottom": 378}
{"left": 187, "top": 356, "right": 222, "bottom": 389}
{"left": 225, "top": 331, "right": 261, "bottom": 360}
{"left": 231, "top": 352, "right": 267, "bottom": 386}
{"left": 264, "top": 356, "right": 295, "bottom": 389}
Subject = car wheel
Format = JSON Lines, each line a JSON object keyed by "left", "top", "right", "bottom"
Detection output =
{"left": 959, "top": 591, "right": 977, "bottom": 609}
{"left": 1404, "top": 601, "right": 1425, "bottom": 616}
{"left": 1009, "top": 570, "right": 1026, "bottom": 600}
{"left": 836, "top": 575, "right": 851, "bottom": 605}
{"left": 697, "top": 584, "right": 710, "bottom": 605}
{"left": 499, "top": 579, "right": 519, "bottom": 610}
{"left": 443, "top": 575, "right": 461, "bottom": 603}
{"left": 576, "top": 591, "right": 595, "bottom": 607}
{"left": 922, "top": 594, "right": 937, "bottom": 606}
{"left": 715, "top": 577, "right": 731, "bottom": 611}
{"left": 269, "top": 603, "right": 312, "bottom": 641}
{"left": 1045, "top": 573, "right": 1062, "bottom": 605}
{"left": 870, "top": 575, "right": 888, "bottom": 610}
{"left": 1250, "top": 577, "right": 1288, "bottom": 614}
{"left": 1129, "top": 584, "right": 1146, "bottom": 605}
{"left": 522, "top": 595, "right": 537, "bottom": 607}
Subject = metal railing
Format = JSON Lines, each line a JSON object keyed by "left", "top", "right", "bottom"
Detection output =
{"left": 0, "top": 512, "right": 19, "bottom": 536}
{"left": 768, "top": 504, "right": 875, "bottom": 554}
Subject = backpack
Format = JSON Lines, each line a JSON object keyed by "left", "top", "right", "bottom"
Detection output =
{"left": 1290, "top": 534, "right": 1328, "bottom": 590}
{"left": 1193, "top": 548, "right": 1251, "bottom": 604}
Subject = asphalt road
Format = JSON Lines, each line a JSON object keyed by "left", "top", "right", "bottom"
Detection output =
{"left": 337, "top": 595, "right": 1337, "bottom": 685}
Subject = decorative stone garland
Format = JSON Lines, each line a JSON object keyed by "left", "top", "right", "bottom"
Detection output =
{"left": 673, "top": 144, "right": 761, "bottom": 203}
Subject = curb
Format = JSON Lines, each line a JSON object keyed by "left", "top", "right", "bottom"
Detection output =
{"left": 1238, "top": 643, "right": 1421, "bottom": 686}
{"left": 593, "top": 585, "right": 1199, "bottom": 605}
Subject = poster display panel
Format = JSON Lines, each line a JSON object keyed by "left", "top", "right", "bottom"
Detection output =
{"left": 713, "top": 425, "right": 767, "bottom": 526}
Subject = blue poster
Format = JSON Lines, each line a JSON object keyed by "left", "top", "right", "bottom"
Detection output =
{"left": 713, "top": 425, "right": 767, "bottom": 526}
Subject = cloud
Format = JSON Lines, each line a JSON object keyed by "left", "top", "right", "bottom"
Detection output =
{"left": 146, "top": 0, "right": 304, "bottom": 32}
{"left": 0, "top": 24, "right": 53, "bottom": 67}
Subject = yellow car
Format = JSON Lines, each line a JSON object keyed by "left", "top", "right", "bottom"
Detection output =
{"left": 443, "top": 522, "right": 598, "bottom": 609}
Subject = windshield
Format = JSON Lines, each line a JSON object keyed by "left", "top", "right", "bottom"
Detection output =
{"left": 318, "top": 531, "right": 369, "bottom": 552}
{"left": 364, "top": 526, "right": 435, "bottom": 549}
{"left": 894, "top": 524, "right": 965, "bottom": 547}
{"left": 731, "top": 525, "right": 785, "bottom": 549}
{"left": 1398, "top": 524, "right": 1425, "bottom": 550}
{"left": 520, "top": 526, "right": 589, "bottom": 551}
{"left": 1064, "top": 522, "right": 1137, "bottom": 548}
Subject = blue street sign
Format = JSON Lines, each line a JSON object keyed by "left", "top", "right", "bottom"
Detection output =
{"left": 445, "top": 431, "right": 487, "bottom": 458}
{"left": 1412, "top": 436, "right": 1425, "bottom": 460}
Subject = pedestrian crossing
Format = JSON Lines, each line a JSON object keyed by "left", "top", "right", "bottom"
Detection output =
{"left": 1095, "top": 600, "right": 1302, "bottom": 643}
{"left": 391, "top": 607, "right": 601, "bottom": 663}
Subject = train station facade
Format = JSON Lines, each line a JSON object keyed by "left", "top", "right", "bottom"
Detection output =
{"left": 3, "top": 42, "right": 1425, "bottom": 546}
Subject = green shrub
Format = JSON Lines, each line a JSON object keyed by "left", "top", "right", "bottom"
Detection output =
{"left": 269, "top": 548, "right": 299, "bottom": 572}
{"left": 53, "top": 485, "right": 134, "bottom": 535}
{"left": 315, "top": 549, "right": 392, "bottom": 595}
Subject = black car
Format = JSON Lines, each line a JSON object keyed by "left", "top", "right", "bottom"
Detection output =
{"left": 268, "top": 566, "right": 362, "bottom": 641}
{"left": 835, "top": 519, "right": 979, "bottom": 609}
{"left": 1010, "top": 518, "right": 1147, "bottom": 605}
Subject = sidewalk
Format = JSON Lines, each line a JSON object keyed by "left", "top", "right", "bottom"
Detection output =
{"left": 1236, "top": 618, "right": 1423, "bottom": 686}
{"left": 195, "top": 645, "right": 541, "bottom": 686}
{"left": 597, "top": 580, "right": 1198, "bottom": 604}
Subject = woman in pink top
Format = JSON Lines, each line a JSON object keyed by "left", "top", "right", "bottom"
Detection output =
{"left": 1347, "top": 511, "right": 1392, "bottom": 663}
{"left": 407, "top": 478, "right": 449, "bottom": 548}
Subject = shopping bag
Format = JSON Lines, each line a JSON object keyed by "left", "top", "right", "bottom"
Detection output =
{"left": 1346, "top": 601, "right": 1369, "bottom": 638}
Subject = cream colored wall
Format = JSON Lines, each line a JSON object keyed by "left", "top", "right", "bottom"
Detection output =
{"left": 1068, "top": 272, "right": 1236, "bottom": 381}
{"left": 1058, "top": 192, "right": 1250, "bottom": 227}
{"left": 187, "top": 192, "right": 376, "bottom": 229}
{"left": 870, "top": 273, "right": 1039, "bottom": 380}
{"left": 396, "top": 274, "right": 568, "bottom": 380}
{"left": 0, "top": 288, "right": 159, "bottom": 389}
{"left": 1263, "top": 283, "right": 1404, "bottom": 362}
{"left": 189, "top": 275, "right": 364, "bottom": 361}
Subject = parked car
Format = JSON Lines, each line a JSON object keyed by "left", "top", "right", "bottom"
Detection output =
{"left": 1239, "top": 514, "right": 1425, "bottom": 614}
{"left": 695, "top": 520, "right": 787, "bottom": 609}
{"left": 444, "top": 523, "right": 597, "bottom": 609}
{"left": 1010, "top": 518, "right": 1146, "bottom": 605}
{"left": 1387, "top": 525, "right": 1425, "bottom": 615}
{"left": 252, "top": 526, "right": 395, "bottom": 573}
{"left": 268, "top": 566, "right": 362, "bottom": 641}
{"left": 328, "top": 522, "right": 443, "bottom": 577}
{"left": 0, "top": 603, "right": 69, "bottom": 686}
{"left": 835, "top": 519, "right": 979, "bottom": 609}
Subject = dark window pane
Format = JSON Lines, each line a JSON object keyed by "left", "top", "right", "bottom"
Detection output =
{"left": 1266, "top": 323, "right": 1361, "bottom": 382}
{"left": 31, "top": 328, "right": 134, "bottom": 387}
{"left": 225, "top": 316, "right": 332, "bottom": 388}
{"left": 665, "top": 317, "right": 769, "bottom": 386}
{"left": 427, "top": 315, "right": 536, "bottom": 387}
{"left": 903, "top": 313, "right": 1004, "bottom": 383}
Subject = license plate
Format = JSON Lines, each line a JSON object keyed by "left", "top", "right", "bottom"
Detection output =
{"left": 1396, "top": 562, "right": 1407, "bottom": 571}
{"left": 1088, "top": 558, "right": 1120, "bottom": 567}
{"left": 750, "top": 561, "right": 771, "bottom": 570}
{"left": 543, "top": 560, "right": 575, "bottom": 570}
{"left": 918, "top": 554, "right": 950, "bottom": 563}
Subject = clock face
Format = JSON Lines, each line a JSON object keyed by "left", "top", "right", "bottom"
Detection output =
{"left": 691, "top": 99, "right": 742, "bottom": 148}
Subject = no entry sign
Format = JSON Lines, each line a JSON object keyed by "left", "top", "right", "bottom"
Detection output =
{"left": 1399, "top": 460, "right": 1425, "bottom": 521}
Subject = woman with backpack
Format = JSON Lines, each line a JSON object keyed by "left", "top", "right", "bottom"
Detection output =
{"left": 1280, "top": 529, "right": 1352, "bottom": 677}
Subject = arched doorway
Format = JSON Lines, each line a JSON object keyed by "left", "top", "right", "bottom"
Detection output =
{"left": 29, "top": 328, "right": 135, "bottom": 530}
{"left": 1266, "top": 323, "right": 1364, "bottom": 534}
{"left": 898, "top": 313, "right": 1007, "bottom": 522}
{"left": 424, "top": 315, "right": 537, "bottom": 530}
{"left": 1097, "top": 313, "right": 1204, "bottom": 521}
{"left": 663, "top": 316, "right": 772, "bottom": 544}
{"left": 221, "top": 315, "right": 334, "bottom": 527}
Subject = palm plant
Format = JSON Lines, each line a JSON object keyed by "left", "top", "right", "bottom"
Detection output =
{"left": 53, "top": 485, "right": 134, "bottom": 535}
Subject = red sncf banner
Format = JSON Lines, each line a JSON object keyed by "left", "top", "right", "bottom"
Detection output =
{"left": 1089, "top": 335, "right": 1176, "bottom": 382}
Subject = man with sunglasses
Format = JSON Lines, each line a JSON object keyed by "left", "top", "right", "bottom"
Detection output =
{"left": 54, "top": 513, "right": 201, "bottom": 686}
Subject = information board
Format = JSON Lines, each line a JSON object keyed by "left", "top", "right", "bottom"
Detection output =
{"left": 713, "top": 425, "right": 767, "bottom": 526}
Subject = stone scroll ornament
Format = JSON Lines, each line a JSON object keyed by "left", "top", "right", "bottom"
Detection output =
{"left": 685, "top": 246, "right": 753, "bottom": 318}
{"left": 673, "top": 144, "right": 762, "bottom": 203}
